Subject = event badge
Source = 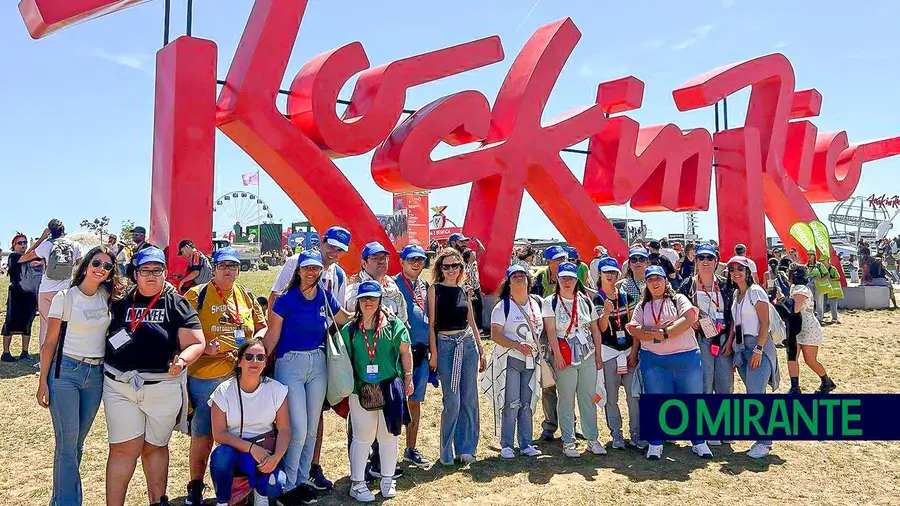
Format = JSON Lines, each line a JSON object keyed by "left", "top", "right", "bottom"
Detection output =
{"left": 366, "top": 364, "right": 379, "bottom": 382}
{"left": 713, "top": 311, "right": 725, "bottom": 333}
{"left": 575, "top": 329, "right": 589, "bottom": 346}
{"left": 234, "top": 329, "right": 246, "bottom": 347}
{"left": 108, "top": 329, "right": 132, "bottom": 351}
{"left": 616, "top": 330, "right": 627, "bottom": 346}
{"left": 423, "top": 315, "right": 429, "bottom": 325}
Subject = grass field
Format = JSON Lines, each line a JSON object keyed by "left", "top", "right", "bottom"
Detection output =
{"left": 1, "top": 270, "right": 899, "bottom": 505}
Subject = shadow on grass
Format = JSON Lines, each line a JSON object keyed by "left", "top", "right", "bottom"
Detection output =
{"left": 0, "top": 355, "right": 41, "bottom": 379}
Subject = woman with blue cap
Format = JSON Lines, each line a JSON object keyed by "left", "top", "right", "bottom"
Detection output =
{"left": 486, "top": 265, "right": 544, "bottom": 459}
{"left": 594, "top": 257, "right": 645, "bottom": 450}
{"left": 265, "top": 250, "right": 353, "bottom": 503}
{"left": 618, "top": 246, "right": 650, "bottom": 304}
{"left": 542, "top": 262, "right": 606, "bottom": 458}
{"left": 341, "top": 280, "right": 413, "bottom": 502}
{"left": 627, "top": 265, "right": 712, "bottom": 461}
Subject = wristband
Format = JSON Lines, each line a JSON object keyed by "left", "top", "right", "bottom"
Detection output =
{"left": 752, "top": 348, "right": 763, "bottom": 355}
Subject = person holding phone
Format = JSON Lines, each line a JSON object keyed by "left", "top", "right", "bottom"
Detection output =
{"left": 103, "top": 247, "right": 206, "bottom": 506}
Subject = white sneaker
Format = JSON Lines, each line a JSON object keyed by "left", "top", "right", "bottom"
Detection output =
{"left": 707, "top": 440, "right": 722, "bottom": 446}
{"left": 747, "top": 443, "right": 770, "bottom": 459}
{"left": 458, "top": 453, "right": 476, "bottom": 464}
{"left": 646, "top": 444, "right": 663, "bottom": 460}
{"left": 350, "top": 482, "right": 375, "bottom": 502}
{"left": 586, "top": 440, "right": 607, "bottom": 455}
{"left": 563, "top": 443, "right": 581, "bottom": 458}
{"left": 521, "top": 445, "right": 542, "bottom": 457}
{"left": 500, "top": 447, "right": 515, "bottom": 459}
{"left": 692, "top": 442, "right": 713, "bottom": 458}
{"left": 254, "top": 490, "right": 270, "bottom": 506}
{"left": 380, "top": 478, "right": 397, "bottom": 499}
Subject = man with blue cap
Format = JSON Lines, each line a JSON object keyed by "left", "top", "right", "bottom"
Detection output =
{"left": 447, "top": 232, "right": 470, "bottom": 253}
{"left": 345, "top": 242, "right": 408, "bottom": 324}
{"left": 183, "top": 247, "right": 267, "bottom": 506}
{"left": 531, "top": 245, "right": 568, "bottom": 299}
{"left": 393, "top": 244, "right": 433, "bottom": 468}
{"left": 268, "top": 225, "right": 351, "bottom": 492}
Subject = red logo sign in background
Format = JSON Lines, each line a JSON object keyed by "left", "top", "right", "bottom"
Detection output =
{"left": 19, "top": 0, "right": 900, "bottom": 291}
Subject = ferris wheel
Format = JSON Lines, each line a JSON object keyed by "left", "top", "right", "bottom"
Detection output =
{"left": 213, "top": 191, "right": 274, "bottom": 237}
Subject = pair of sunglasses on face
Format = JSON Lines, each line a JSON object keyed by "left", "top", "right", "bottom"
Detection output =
{"left": 242, "top": 353, "right": 267, "bottom": 362}
{"left": 90, "top": 259, "right": 115, "bottom": 272}
{"left": 696, "top": 254, "right": 717, "bottom": 262}
{"left": 441, "top": 263, "right": 463, "bottom": 271}
{"left": 727, "top": 265, "right": 748, "bottom": 273}
{"left": 629, "top": 256, "right": 648, "bottom": 263}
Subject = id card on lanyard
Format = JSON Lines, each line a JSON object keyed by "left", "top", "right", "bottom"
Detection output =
{"left": 401, "top": 275, "right": 428, "bottom": 324}
{"left": 600, "top": 290, "right": 629, "bottom": 346}
{"left": 562, "top": 296, "right": 587, "bottom": 345}
{"left": 111, "top": 290, "right": 162, "bottom": 351}
{"left": 363, "top": 312, "right": 383, "bottom": 382}
{"left": 213, "top": 283, "right": 246, "bottom": 347}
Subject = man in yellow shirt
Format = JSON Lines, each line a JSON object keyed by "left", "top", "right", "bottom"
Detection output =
{"left": 182, "top": 247, "right": 267, "bottom": 506}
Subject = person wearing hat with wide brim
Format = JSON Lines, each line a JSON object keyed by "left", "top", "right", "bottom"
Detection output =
{"left": 542, "top": 262, "right": 605, "bottom": 458}
{"left": 182, "top": 247, "right": 268, "bottom": 506}
{"left": 265, "top": 249, "right": 354, "bottom": 502}
{"left": 594, "top": 257, "right": 645, "bottom": 450}
{"left": 269, "top": 226, "right": 352, "bottom": 491}
{"left": 342, "top": 281, "right": 413, "bottom": 502}
{"left": 627, "top": 265, "right": 712, "bottom": 461}
{"left": 103, "top": 247, "right": 206, "bottom": 506}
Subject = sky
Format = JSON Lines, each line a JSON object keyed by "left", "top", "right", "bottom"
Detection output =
{"left": 2, "top": 0, "right": 900, "bottom": 246}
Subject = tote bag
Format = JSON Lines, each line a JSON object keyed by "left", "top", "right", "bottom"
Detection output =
{"left": 324, "top": 301, "right": 354, "bottom": 406}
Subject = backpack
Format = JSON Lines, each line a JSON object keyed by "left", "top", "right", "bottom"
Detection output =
{"left": 45, "top": 238, "right": 76, "bottom": 281}
{"left": 195, "top": 252, "right": 213, "bottom": 285}
{"left": 739, "top": 287, "right": 787, "bottom": 344}
{"left": 19, "top": 261, "right": 43, "bottom": 294}
{"left": 502, "top": 293, "right": 544, "bottom": 319}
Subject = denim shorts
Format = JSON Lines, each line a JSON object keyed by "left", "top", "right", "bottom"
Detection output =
{"left": 409, "top": 360, "right": 430, "bottom": 402}
{"left": 188, "top": 375, "right": 231, "bottom": 437}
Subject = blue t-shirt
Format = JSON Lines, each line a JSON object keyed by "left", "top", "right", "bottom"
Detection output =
{"left": 272, "top": 287, "right": 342, "bottom": 358}
{"left": 395, "top": 274, "right": 429, "bottom": 346}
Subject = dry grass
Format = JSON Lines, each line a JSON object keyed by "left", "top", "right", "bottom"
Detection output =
{"left": 1, "top": 271, "right": 899, "bottom": 505}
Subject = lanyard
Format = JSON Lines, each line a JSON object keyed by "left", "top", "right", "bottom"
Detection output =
{"left": 362, "top": 311, "right": 383, "bottom": 362}
{"left": 211, "top": 282, "right": 242, "bottom": 325}
{"left": 129, "top": 290, "right": 163, "bottom": 333}
{"left": 599, "top": 289, "right": 627, "bottom": 328}
{"left": 523, "top": 299, "right": 538, "bottom": 328}
{"left": 697, "top": 278, "right": 720, "bottom": 312}
{"left": 401, "top": 275, "right": 426, "bottom": 312}
{"left": 561, "top": 295, "right": 579, "bottom": 337}
{"left": 651, "top": 297, "right": 667, "bottom": 327}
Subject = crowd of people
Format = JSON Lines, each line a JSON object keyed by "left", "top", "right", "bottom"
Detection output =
{"left": 1, "top": 218, "right": 883, "bottom": 506}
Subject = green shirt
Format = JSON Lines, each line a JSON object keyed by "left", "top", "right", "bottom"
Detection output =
{"left": 577, "top": 262, "right": 590, "bottom": 286}
{"left": 341, "top": 316, "right": 410, "bottom": 393}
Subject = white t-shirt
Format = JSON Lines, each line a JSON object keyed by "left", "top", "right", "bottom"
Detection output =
{"left": 490, "top": 297, "right": 544, "bottom": 365}
{"left": 48, "top": 286, "right": 110, "bottom": 358}
{"left": 541, "top": 293, "right": 598, "bottom": 355}
{"left": 34, "top": 239, "right": 84, "bottom": 293}
{"left": 272, "top": 256, "right": 347, "bottom": 305}
{"left": 660, "top": 248, "right": 680, "bottom": 265}
{"left": 731, "top": 285, "right": 769, "bottom": 336}
{"left": 210, "top": 377, "right": 289, "bottom": 438}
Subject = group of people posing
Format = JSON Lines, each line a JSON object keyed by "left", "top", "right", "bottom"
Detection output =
{"left": 20, "top": 219, "right": 839, "bottom": 506}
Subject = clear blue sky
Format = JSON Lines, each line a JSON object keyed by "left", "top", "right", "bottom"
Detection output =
{"left": 3, "top": 0, "right": 899, "bottom": 246}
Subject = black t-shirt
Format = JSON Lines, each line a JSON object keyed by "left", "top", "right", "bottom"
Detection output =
{"left": 106, "top": 289, "right": 201, "bottom": 372}
{"left": 650, "top": 253, "right": 677, "bottom": 278}
{"left": 7, "top": 252, "right": 23, "bottom": 290}
{"left": 593, "top": 288, "right": 635, "bottom": 351}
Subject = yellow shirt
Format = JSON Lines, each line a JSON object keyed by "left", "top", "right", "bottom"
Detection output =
{"left": 184, "top": 282, "right": 266, "bottom": 379}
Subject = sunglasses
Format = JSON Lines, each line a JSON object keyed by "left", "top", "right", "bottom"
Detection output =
{"left": 15, "top": 241, "right": 27, "bottom": 246}
{"left": 441, "top": 263, "right": 462, "bottom": 270}
{"left": 629, "top": 257, "right": 648, "bottom": 263}
{"left": 727, "top": 265, "right": 747, "bottom": 272}
{"left": 90, "top": 259, "right": 115, "bottom": 272}
{"left": 696, "top": 254, "right": 717, "bottom": 262}
{"left": 137, "top": 269, "right": 165, "bottom": 278}
{"left": 242, "top": 353, "right": 267, "bottom": 362}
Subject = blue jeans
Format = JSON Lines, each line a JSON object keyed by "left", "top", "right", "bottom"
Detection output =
{"left": 555, "top": 353, "right": 599, "bottom": 444}
{"left": 437, "top": 335, "right": 480, "bottom": 464}
{"left": 210, "top": 444, "right": 286, "bottom": 502}
{"left": 188, "top": 375, "right": 231, "bottom": 437}
{"left": 48, "top": 356, "right": 104, "bottom": 506}
{"left": 639, "top": 349, "right": 704, "bottom": 446}
{"left": 275, "top": 349, "right": 326, "bottom": 489}
{"left": 698, "top": 337, "right": 734, "bottom": 395}
{"left": 501, "top": 357, "right": 534, "bottom": 450}
{"left": 735, "top": 334, "right": 774, "bottom": 447}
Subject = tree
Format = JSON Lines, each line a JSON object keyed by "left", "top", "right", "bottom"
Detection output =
{"left": 80, "top": 216, "right": 110, "bottom": 244}
{"left": 120, "top": 220, "right": 135, "bottom": 245}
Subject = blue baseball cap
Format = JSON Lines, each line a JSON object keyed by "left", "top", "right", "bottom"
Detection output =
{"left": 645, "top": 265, "right": 667, "bottom": 279}
{"left": 448, "top": 232, "right": 469, "bottom": 243}
{"left": 298, "top": 250, "right": 324, "bottom": 269}
{"left": 135, "top": 247, "right": 166, "bottom": 267}
{"left": 323, "top": 226, "right": 351, "bottom": 252}
{"left": 628, "top": 246, "right": 650, "bottom": 259}
{"left": 356, "top": 280, "right": 383, "bottom": 299}
{"left": 213, "top": 247, "right": 241, "bottom": 264}
{"left": 557, "top": 262, "right": 579, "bottom": 278}
{"left": 598, "top": 256, "right": 621, "bottom": 274}
{"left": 566, "top": 247, "right": 579, "bottom": 260}
{"left": 362, "top": 241, "right": 388, "bottom": 260}
{"left": 695, "top": 243, "right": 718, "bottom": 259}
{"left": 400, "top": 244, "right": 427, "bottom": 260}
{"left": 506, "top": 264, "right": 528, "bottom": 278}
{"left": 543, "top": 245, "right": 568, "bottom": 261}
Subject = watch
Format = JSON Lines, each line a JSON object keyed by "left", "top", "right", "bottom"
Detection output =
{"left": 754, "top": 344, "right": 764, "bottom": 351}
{"left": 662, "top": 328, "right": 669, "bottom": 340}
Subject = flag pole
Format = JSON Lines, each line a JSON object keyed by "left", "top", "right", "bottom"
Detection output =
{"left": 257, "top": 170, "right": 261, "bottom": 243}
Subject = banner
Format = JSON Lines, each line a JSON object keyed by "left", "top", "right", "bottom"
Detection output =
{"left": 394, "top": 192, "right": 429, "bottom": 248}
{"left": 789, "top": 222, "right": 817, "bottom": 255}
{"left": 431, "top": 226, "right": 463, "bottom": 242}
{"left": 809, "top": 220, "right": 832, "bottom": 261}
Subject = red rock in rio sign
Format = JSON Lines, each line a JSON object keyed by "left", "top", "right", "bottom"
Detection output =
{"left": 19, "top": 0, "right": 900, "bottom": 292}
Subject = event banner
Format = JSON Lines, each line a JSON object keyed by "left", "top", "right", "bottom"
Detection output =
{"left": 640, "top": 395, "right": 900, "bottom": 441}
{"left": 789, "top": 222, "right": 817, "bottom": 255}
{"left": 389, "top": 192, "right": 429, "bottom": 249}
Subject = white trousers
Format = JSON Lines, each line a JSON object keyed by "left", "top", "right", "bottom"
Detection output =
{"left": 349, "top": 394, "right": 399, "bottom": 483}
